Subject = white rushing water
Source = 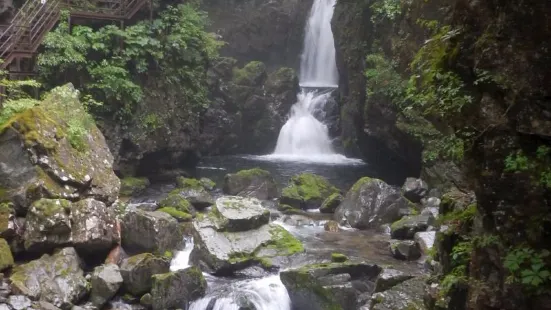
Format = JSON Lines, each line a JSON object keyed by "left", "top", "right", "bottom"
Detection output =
{"left": 170, "top": 236, "right": 194, "bottom": 271}
{"left": 300, "top": 0, "right": 339, "bottom": 87}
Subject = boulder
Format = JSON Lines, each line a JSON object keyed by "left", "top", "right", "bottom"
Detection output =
{"left": 370, "top": 277, "right": 427, "bottom": 310}
{"left": 173, "top": 177, "right": 214, "bottom": 210}
{"left": 281, "top": 173, "right": 340, "bottom": 210}
{"left": 0, "top": 238, "right": 14, "bottom": 271}
{"left": 374, "top": 268, "right": 414, "bottom": 292}
{"left": 190, "top": 213, "right": 303, "bottom": 275}
{"left": 90, "top": 264, "right": 123, "bottom": 307}
{"left": 390, "top": 214, "right": 435, "bottom": 240}
{"left": 10, "top": 247, "right": 87, "bottom": 308}
{"left": 23, "top": 199, "right": 72, "bottom": 253}
{"left": 223, "top": 168, "right": 278, "bottom": 200}
{"left": 8, "top": 295, "right": 31, "bottom": 310}
{"left": 389, "top": 240, "right": 421, "bottom": 260}
{"left": 334, "top": 177, "right": 411, "bottom": 229}
{"left": 0, "top": 85, "right": 120, "bottom": 214}
{"left": 121, "top": 209, "right": 183, "bottom": 254}
{"left": 319, "top": 193, "right": 344, "bottom": 214}
{"left": 150, "top": 267, "right": 207, "bottom": 310}
{"left": 414, "top": 231, "right": 436, "bottom": 254}
{"left": 324, "top": 220, "right": 340, "bottom": 232}
{"left": 70, "top": 198, "right": 119, "bottom": 256}
{"left": 119, "top": 253, "right": 170, "bottom": 296}
{"left": 119, "top": 177, "right": 150, "bottom": 197}
{"left": 280, "top": 262, "right": 382, "bottom": 310}
{"left": 214, "top": 196, "right": 270, "bottom": 232}
{"left": 200, "top": 178, "right": 216, "bottom": 191}
{"left": 401, "top": 178, "right": 429, "bottom": 203}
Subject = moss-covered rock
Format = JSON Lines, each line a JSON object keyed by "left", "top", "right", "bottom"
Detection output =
{"left": 281, "top": 173, "right": 340, "bottom": 210}
{"left": 119, "top": 253, "right": 170, "bottom": 296}
{"left": 331, "top": 253, "right": 348, "bottom": 263}
{"left": 390, "top": 214, "right": 435, "bottom": 240}
{"left": 158, "top": 207, "right": 193, "bottom": 222}
{"left": 232, "top": 61, "right": 267, "bottom": 86}
{"left": 173, "top": 177, "right": 214, "bottom": 210}
{"left": 150, "top": 266, "right": 207, "bottom": 310}
{"left": 120, "top": 177, "right": 150, "bottom": 197}
{"left": 0, "top": 85, "right": 120, "bottom": 214}
{"left": 223, "top": 168, "right": 278, "bottom": 200}
{"left": 200, "top": 177, "right": 216, "bottom": 190}
{"left": 10, "top": 247, "right": 87, "bottom": 307}
{"left": 158, "top": 193, "right": 193, "bottom": 214}
{"left": 23, "top": 198, "right": 72, "bottom": 253}
{"left": 0, "top": 238, "right": 14, "bottom": 271}
{"left": 0, "top": 202, "right": 13, "bottom": 237}
{"left": 320, "top": 193, "right": 344, "bottom": 214}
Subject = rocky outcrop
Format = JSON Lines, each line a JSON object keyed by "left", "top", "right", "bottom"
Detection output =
{"left": 150, "top": 267, "right": 207, "bottom": 310}
{"left": 281, "top": 173, "right": 340, "bottom": 210}
{"left": 370, "top": 277, "right": 427, "bottom": 310}
{"left": 0, "top": 85, "right": 120, "bottom": 214}
{"left": 9, "top": 247, "right": 87, "bottom": 308}
{"left": 119, "top": 253, "right": 170, "bottom": 296}
{"left": 223, "top": 168, "right": 278, "bottom": 200}
{"left": 213, "top": 196, "right": 270, "bottom": 232}
{"left": 401, "top": 178, "right": 428, "bottom": 203}
{"left": 390, "top": 214, "right": 435, "bottom": 240}
{"left": 334, "top": 177, "right": 411, "bottom": 229}
{"left": 90, "top": 264, "right": 123, "bottom": 307}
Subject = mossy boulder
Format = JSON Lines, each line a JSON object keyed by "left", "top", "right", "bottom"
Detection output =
{"left": 159, "top": 193, "right": 193, "bottom": 214}
{"left": 119, "top": 253, "right": 170, "bottom": 296}
{"left": 223, "top": 168, "right": 278, "bottom": 200}
{"left": 0, "top": 85, "right": 120, "bottom": 214}
{"left": 213, "top": 196, "right": 270, "bottom": 232}
{"left": 374, "top": 268, "right": 414, "bottom": 293}
{"left": 331, "top": 253, "right": 348, "bottom": 263}
{"left": 281, "top": 173, "right": 340, "bottom": 210}
{"left": 120, "top": 177, "right": 150, "bottom": 197}
{"left": 390, "top": 214, "right": 435, "bottom": 240}
{"left": 334, "top": 177, "right": 410, "bottom": 229}
{"left": 0, "top": 238, "right": 14, "bottom": 271}
{"left": 232, "top": 61, "right": 268, "bottom": 86}
{"left": 9, "top": 247, "right": 87, "bottom": 307}
{"left": 90, "top": 264, "right": 123, "bottom": 307}
{"left": 320, "top": 193, "right": 344, "bottom": 214}
{"left": 200, "top": 177, "right": 216, "bottom": 190}
{"left": 23, "top": 198, "right": 72, "bottom": 253}
{"left": 158, "top": 207, "right": 193, "bottom": 222}
{"left": 280, "top": 262, "right": 382, "bottom": 310}
{"left": 121, "top": 209, "right": 184, "bottom": 255}
{"left": 389, "top": 240, "right": 421, "bottom": 261}
{"left": 173, "top": 177, "right": 214, "bottom": 210}
{"left": 150, "top": 267, "right": 207, "bottom": 310}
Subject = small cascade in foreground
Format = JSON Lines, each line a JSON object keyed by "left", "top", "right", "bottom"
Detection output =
{"left": 170, "top": 236, "right": 194, "bottom": 271}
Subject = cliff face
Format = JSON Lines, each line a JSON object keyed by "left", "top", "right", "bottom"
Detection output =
{"left": 332, "top": 0, "right": 551, "bottom": 308}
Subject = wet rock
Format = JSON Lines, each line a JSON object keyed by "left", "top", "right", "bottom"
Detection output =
{"left": 150, "top": 267, "right": 207, "bottom": 310}
{"left": 401, "top": 178, "right": 429, "bottom": 203}
{"left": 370, "top": 277, "right": 427, "bottom": 310}
{"left": 190, "top": 213, "right": 303, "bottom": 275}
{"left": 8, "top": 295, "right": 31, "bottom": 310}
{"left": 389, "top": 240, "right": 421, "bottom": 260}
{"left": 390, "top": 214, "right": 435, "bottom": 240}
{"left": 223, "top": 168, "right": 278, "bottom": 200}
{"left": 10, "top": 247, "right": 87, "bottom": 308}
{"left": 331, "top": 253, "right": 348, "bottom": 263}
{"left": 174, "top": 177, "right": 215, "bottom": 210}
{"left": 280, "top": 262, "right": 382, "bottom": 310}
{"left": 281, "top": 214, "right": 315, "bottom": 227}
{"left": 139, "top": 293, "right": 152, "bottom": 307}
{"left": 200, "top": 178, "right": 216, "bottom": 191}
{"left": 71, "top": 198, "right": 119, "bottom": 256}
{"left": 121, "top": 209, "right": 183, "bottom": 254}
{"left": 319, "top": 193, "right": 343, "bottom": 213}
{"left": 90, "top": 264, "right": 123, "bottom": 307}
{"left": 120, "top": 177, "right": 150, "bottom": 197}
{"left": 0, "top": 238, "right": 14, "bottom": 271}
{"left": 414, "top": 231, "right": 436, "bottom": 254}
{"left": 214, "top": 196, "right": 270, "bottom": 232}
{"left": 23, "top": 199, "right": 72, "bottom": 253}
{"left": 324, "top": 220, "right": 340, "bottom": 232}
{"left": 281, "top": 173, "right": 340, "bottom": 210}
{"left": 334, "top": 177, "right": 410, "bottom": 229}
{"left": 119, "top": 253, "right": 170, "bottom": 296}
{"left": 0, "top": 85, "right": 120, "bottom": 213}
{"left": 374, "top": 268, "right": 414, "bottom": 292}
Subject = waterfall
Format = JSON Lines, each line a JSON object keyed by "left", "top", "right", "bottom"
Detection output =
{"left": 270, "top": 0, "right": 347, "bottom": 162}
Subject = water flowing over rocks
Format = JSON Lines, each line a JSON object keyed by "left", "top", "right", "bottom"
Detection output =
{"left": 334, "top": 177, "right": 411, "bottom": 229}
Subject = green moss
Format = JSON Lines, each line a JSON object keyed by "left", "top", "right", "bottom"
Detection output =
{"left": 235, "top": 168, "right": 271, "bottom": 179}
{"left": 32, "top": 198, "right": 70, "bottom": 217}
{"left": 232, "top": 61, "right": 267, "bottom": 85}
{"left": 200, "top": 177, "right": 216, "bottom": 190}
{"left": 176, "top": 177, "right": 203, "bottom": 190}
{"left": 350, "top": 177, "right": 375, "bottom": 193}
{"left": 0, "top": 188, "right": 9, "bottom": 202}
{"left": 0, "top": 238, "right": 14, "bottom": 271}
{"left": 265, "top": 225, "right": 304, "bottom": 256}
{"left": 158, "top": 207, "right": 192, "bottom": 222}
{"left": 162, "top": 251, "right": 173, "bottom": 259}
{"left": 120, "top": 177, "right": 150, "bottom": 196}
{"left": 281, "top": 173, "right": 339, "bottom": 208}
{"left": 0, "top": 203, "right": 12, "bottom": 233}
{"left": 390, "top": 216, "right": 409, "bottom": 231}
{"left": 283, "top": 267, "right": 342, "bottom": 310}
{"left": 331, "top": 253, "right": 348, "bottom": 263}
{"left": 159, "top": 193, "right": 192, "bottom": 213}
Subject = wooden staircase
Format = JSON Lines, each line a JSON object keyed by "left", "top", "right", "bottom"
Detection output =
{"left": 0, "top": 0, "right": 150, "bottom": 75}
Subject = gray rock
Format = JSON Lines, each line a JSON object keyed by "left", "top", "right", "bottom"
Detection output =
{"left": 71, "top": 199, "right": 119, "bottom": 255}
{"left": 90, "top": 264, "right": 123, "bottom": 307}
{"left": 0, "top": 304, "right": 10, "bottom": 310}
{"left": 428, "top": 188, "right": 441, "bottom": 198}
{"left": 223, "top": 169, "right": 278, "bottom": 200}
{"left": 150, "top": 267, "right": 207, "bottom": 310}
{"left": 174, "top": 177, "right": 215, "bottom": 210}
{"left": 389, "top": 240, "right": 421, "bottom": 260}
{"left": 34, "top": 301, "right": 62, "bottom": 310}
{"left": 119, "top": 253, "right": 170, "bottom": 296}
{"left": 9, "top": 247, "right": 87, "bottom": 308}
{"left": 214, "top": 196, "right": 270, "bottom": 232}
{"left": 401, "top": 178, "right": 429, "bottom": 203}
{"left": 8, "top": 295, "right": 31, "bottom": 310}
{"left": 23, "top": 199, "right": 72, "bottom": 253}
{"left": 335, "top": 177, "right": 410, "bottom": 229}
{"left": 423, "top": 197, "right": 441, "bottom": 209}
{"left": 319, "top": 193, "right": 344, "bottom": 214}
{"left": 390, "top": 214, "right": 435, "bottom": 240}
{"left": 371, "top": 277, "right": 427, "bottom": 310}
{"left": 280, "top": 262, "right": 382, "bottom": 310}
{"left": 374, "top": 268, "right": 414, "bottom": 292}
{"left": 414, "top": 231, "right": 436, "bottom": 254}
{"left": 121, "top": 209, "right": 183, "bottom": 254}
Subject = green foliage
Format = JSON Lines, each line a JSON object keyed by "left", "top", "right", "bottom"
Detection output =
{"left": 0, "top": 98, "right": 40, "bottom": 126}
{"left": 504, "top": 146, "right": 551, "bottom": 188}
{"left": 370, "top": 0, "right": 401, "bottom": 22}
{"left": 504, "top": 247, "right": 551, "bottom": 293}
{"left": 38, "top": 5, "right": 222, "bottom": 123}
